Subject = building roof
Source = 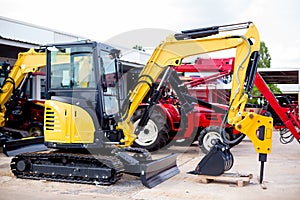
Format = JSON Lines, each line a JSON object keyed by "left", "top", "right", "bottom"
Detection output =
{"left": 0, "top": 35, "right": 39, "bottom": 48}
{"left": 258, "top": 68, "right": 299, "bottom": 84}
{"left": 0, "top": 16, "right": 87, "bottom": 45}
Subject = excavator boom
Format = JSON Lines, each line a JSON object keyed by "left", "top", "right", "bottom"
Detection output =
{"left": 117, "top": 22, "right": 273, "bottom": 183}
{"left": 118, "top": 22, "right": 265, "bottom": 148}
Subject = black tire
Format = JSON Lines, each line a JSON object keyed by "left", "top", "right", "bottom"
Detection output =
{"left": 28, "top": 123, "right": 43, "bottom": 137}
{"left": 198, "top": 126, "right": 244, "bottom": 154}
{"left": 132, "top": 108, "right": 169, "bottom": 152}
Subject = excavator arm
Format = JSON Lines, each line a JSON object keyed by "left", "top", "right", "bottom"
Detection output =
{"left": 118, "top": 22, "right": 273, "bottom": 184}
{"left": 118, "top": 22, "right": 269, "bottom": 150}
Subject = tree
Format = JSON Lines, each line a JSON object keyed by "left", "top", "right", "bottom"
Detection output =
{"left": 249, "top": 41, "right": 281, "bottom": 104}
{"left": 258, "top": 41, "right": 271, "bottom": 68}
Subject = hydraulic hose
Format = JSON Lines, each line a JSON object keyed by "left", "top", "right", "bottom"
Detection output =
{"left": 220, "top": 35, "right": 251, "bottom": 145}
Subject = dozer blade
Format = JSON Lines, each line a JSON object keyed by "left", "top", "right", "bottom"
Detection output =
{"left": 140, "top": 153, "right": 179, "bottom": 188}
{"left": 2, "top": 136, "right": 48, "bottom": 157}
{"left": 189, "top": 140, "right": 233, "bottom": 176}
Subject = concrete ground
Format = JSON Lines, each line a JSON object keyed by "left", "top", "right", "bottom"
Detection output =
{"left": 0, "top": 131, "right": 299, "bottom": 200}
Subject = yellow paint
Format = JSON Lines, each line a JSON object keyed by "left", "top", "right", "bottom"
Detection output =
{"left": 44, "top": 100, "right": 95, "bottom": 144}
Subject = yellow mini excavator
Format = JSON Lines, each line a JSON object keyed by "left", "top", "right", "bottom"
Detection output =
{"left": 10, "top": 21, "right": 272, "bottom": 187}
{"left": 0, "top": 49, "right": 49, "bottom": 156}
{"left": 10, "top": 41, "right": 179, "bottom": 188}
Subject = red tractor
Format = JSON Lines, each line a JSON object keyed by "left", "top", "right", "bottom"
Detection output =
{"left": 132, "top": 56, "right": 300, "bottom": 152}
{"left": 132, "top": 58, "right": 242, "bottom": 153}
{"left": 4, "top": 97, "right": 44, "bottom": 138}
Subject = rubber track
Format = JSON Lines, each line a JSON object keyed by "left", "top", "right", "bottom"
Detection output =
{"left": 10, "top": 152, "right": 124, "bottom": 185}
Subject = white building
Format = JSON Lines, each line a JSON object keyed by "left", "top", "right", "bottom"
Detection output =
{"left": 0, "top": 16, "right": 88, "bottom": 100}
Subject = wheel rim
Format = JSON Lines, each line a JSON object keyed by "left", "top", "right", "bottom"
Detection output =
{"left": 202, "top": 131, "right": 222, "bottom": 152}
{"left": 29, "top": 126, "right": 43, "bottom": 137}
{"left": 133, "top": 119, "right": 159, "bottom": 146}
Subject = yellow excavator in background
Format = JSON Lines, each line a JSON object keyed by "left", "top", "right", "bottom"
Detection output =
{"left": 0, "top": 49, "right": 45, "bottom": 126}
{"left": 10, "top": 21, "right": 272, "bottom": 187}
{"left": 0, "top": 49, "right": 48, "bottom": 156}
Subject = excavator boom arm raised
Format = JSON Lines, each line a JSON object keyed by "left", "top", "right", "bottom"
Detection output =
{"left": 118, "top": 22, "right": 270, "bottom": 153}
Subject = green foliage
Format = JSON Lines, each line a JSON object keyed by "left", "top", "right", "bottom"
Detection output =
{"left": 249, "top": 84, "right": 282, "bottom": 104}
{"left": 258, "top": 41, "right": 271, "bottom": 68}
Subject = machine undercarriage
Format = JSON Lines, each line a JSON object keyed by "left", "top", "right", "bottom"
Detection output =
{"left": 10, "top": 145, "right": 178, "bottom": 188}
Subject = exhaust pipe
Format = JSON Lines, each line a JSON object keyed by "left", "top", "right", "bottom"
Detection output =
{"left": 189, "top": 140, "right": 233, "bottom": 176}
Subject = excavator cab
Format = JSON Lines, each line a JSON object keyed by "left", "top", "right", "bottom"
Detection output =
{"left": 44, "top": 41, "right": 118, "bottom": 145}
{"left": 44, "top": 41, "right": 133, "bottom": 147}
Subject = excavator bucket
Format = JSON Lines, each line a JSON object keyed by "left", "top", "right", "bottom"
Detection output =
{"left": 2, "top": 136, "right": 48, "bottom": 157}
{"left": 140, "top": 153, "right": 179, "bottom": 188}
{"left": 189, "top": 140, "right": 233, "bottom": 176}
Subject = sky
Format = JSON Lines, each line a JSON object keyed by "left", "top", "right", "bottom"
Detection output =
{"left": 1, "top": 0, "right": 300, "bottom": 68}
